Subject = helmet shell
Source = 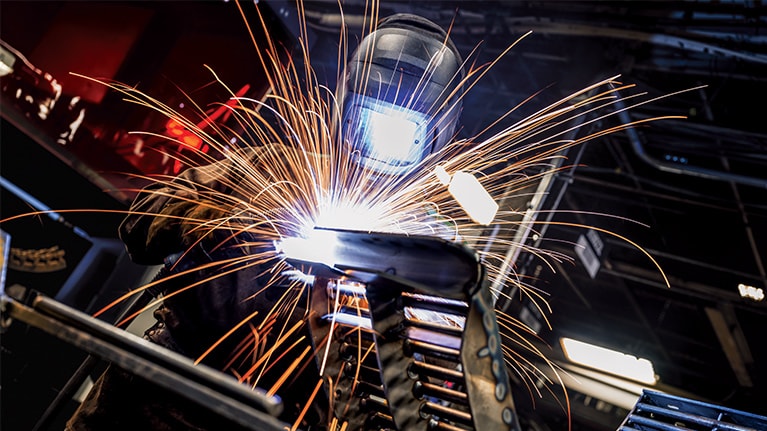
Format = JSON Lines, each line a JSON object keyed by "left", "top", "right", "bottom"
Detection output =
{"left": 342, "top": 14, "right": 464, "bottom": 175}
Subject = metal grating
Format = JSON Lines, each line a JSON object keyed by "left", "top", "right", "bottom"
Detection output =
{"left": 619, "top": 389, "right": 767, "bottom": 431}
{"left": 295, "top": 229, "right": 523, "bottom": 431}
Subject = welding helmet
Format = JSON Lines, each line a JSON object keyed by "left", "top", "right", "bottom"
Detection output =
{"left": 341, "top": 13, "right": 465, "bottom": 176}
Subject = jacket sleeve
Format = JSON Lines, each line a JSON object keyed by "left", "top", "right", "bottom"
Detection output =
{"left": 118, "top": 147, "right": 265, "bottom": 265}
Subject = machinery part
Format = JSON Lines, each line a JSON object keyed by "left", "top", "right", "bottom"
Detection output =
{"left": 288, "top": 228, "right": 521, "bottom": 431}
{"left": 30, "top": 265, "right": 165, "bottom": 431}
{"left": 0, "top": 286, "right": 288, "bottom": 431}
{"left": 619, "top": 389, "right": 767, "bottom": 431}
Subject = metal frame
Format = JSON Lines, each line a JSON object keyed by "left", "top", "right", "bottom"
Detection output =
{"left": 289, "top": 228, "right": 522, "bottom": 431}
{"left": 619, "top": 389, "right": 767, "bottom": 431}
{"left": 0, "top": 286, "right": 289, "bottom": 431}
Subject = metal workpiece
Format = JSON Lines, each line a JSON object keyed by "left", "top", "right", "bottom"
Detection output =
{"left": 460, "top": 282, "right": 521, "bottom": 431}
{"left": 620, "top": 389, "right": 767, "bottom": 431}
{"left": 0, "top": 286, "right": 288, "bottom": 431}
{"left": 296, "top": 228, "right": 521, "bottom": 431}
{"left": 286, "top": 228, "right": 483, "bottom": 300}
{"left": 4, "top": 226, "right": 522, "bottom": 431}
{"left": 364, "top": 270, "right": 521, "bottom": 431}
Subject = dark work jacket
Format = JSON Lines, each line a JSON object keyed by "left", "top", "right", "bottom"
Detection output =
{"left": 68, "top": 145, "right": 326, "bottom": 430}
{"left": 119, "top": 145, "right": 291, "bottom": 360}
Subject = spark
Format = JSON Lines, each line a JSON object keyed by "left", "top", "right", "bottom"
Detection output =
{"left": 0, "top": 0, "right": 693, "bottom": 428}
{"left": 319, "top": 278, "right": 343, "bottom": 376}
{"left": 292, "top": 378, "right": 326, "bottom": 431}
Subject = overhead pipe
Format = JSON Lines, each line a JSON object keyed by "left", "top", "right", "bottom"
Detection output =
{"left": 616, "top": 103, "right": 767, "bottom": 189}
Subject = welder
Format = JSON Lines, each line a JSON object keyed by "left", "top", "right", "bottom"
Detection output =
{"left": 66, "top": 12, "right": 467, "bottom": 431}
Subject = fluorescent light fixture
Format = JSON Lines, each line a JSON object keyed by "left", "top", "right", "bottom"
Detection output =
{"left": 561, "top": 337, "right": 657, "bottom": 385}
{"left": 738, "top": 283, "right": 764, "bottom": 301}
{"left": 435, "top": 166, "right": 498, "bottom": 225}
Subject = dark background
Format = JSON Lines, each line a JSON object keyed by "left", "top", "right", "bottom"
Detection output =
{"left": 1, "top": 1, "right": 766, "bottom": 430}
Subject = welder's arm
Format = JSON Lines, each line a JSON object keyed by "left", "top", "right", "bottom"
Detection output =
{"left": 118, "top": 148, "right": 263, "bottom": 265}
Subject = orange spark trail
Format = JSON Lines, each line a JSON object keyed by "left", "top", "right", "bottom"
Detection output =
{"left": 0, "top": 1, "right": 699, "bottom": 428}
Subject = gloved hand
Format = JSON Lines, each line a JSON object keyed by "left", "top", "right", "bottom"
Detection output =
{"left": 146, "top": 200, "right": 265, "bottom": 360}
